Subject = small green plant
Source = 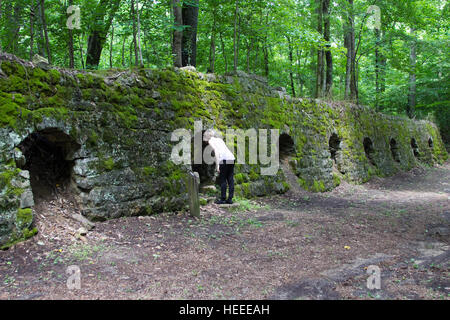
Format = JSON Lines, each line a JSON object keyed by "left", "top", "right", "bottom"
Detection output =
{"left": 229, "top": 197, "right": 264, "bottom": 212}
{"left": 68, "top": 243, "right": 106, "bottom": 262}
{"left": 3, "top": 274, "right": 15, "bottom": 285}
{"left": 286, "top": 220, "right": 300, "bottom": 227}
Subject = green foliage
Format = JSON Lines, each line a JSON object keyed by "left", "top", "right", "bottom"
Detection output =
{"left": 0, "top": 0, "right": 447, "bottom": 134}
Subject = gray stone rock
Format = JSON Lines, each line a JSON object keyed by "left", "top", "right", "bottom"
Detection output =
{"left": 13, "top": 148, "right": 26, "bottom": 168}
{"left": 11, "top": 178, "right": 30, "bottom": 189}
{"left": 32, "top": 54, "right": 51, "bottom": 70}
{"left": 18, "top": 170, "right": 30, "bottom": 180}
{"left": 77, "top": 227, "right": 88, "bottom": 236}
{"left": 180, "top": 66, "right": 196, "bottom": 73}
{"left": 32, "top": 54, "right": 48, "bottom": 65}
{"left": 20, "top": 190, "right": 34, "bottom": 209}
{"left": 72, "top": 214, "right": 95, "bottom": 230}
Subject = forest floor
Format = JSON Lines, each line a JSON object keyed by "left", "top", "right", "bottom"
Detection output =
{"left": 0, "top": 162, "right": 449, "bottom": 300}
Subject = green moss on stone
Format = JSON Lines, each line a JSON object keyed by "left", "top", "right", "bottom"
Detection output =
{"left": 1, "top": 227, "right": 37, "bottom": 250}
{"left": 0, "top": 60, "right": 26, "bottom": 78}
{"left": 48, "top": 69, "right": 61, "bottom": 85}
{"left": 16, "top": 208, "right": 33, "bottom": 228}
{"left": 102, "top": 158, "right": 115, "bottom": 171}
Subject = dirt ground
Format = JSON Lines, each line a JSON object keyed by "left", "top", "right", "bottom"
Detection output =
{"left": 0, "top": 162, "right": 449, "bottom": 300}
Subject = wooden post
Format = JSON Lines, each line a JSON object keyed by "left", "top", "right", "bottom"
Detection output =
{"left": 186, "top": 171, "right": 200, "bottom": 217}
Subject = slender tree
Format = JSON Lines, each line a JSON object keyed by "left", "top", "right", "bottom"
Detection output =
{"left": 30, "top": 2, "right": 35, "bottom": 60}
{"left": 219, "top": 31, "right": 228, "bottom": 72}
{"left": 208, "top": 6, "right": 217, "bottom": 73}
{"left": 287, "top": 35, "right": 296, "bottom": 97}
{"left": 67, "top": 0, "right": 74, "bottom": 68}
{"left": 233, "top": 0, "right": 239, "bottom": 73}
{"left": 78, "top": 34, "right": 85, "bottom": 69}
{"left": 131, "top": 0, "right": 138, "bottom": 66}
{"left": 109, "top": 24, "right": 114, "bottom": 68}
{"left": 0, "top": 0, "right": 2, "bottom": 52}
{"left": 40, "top": 0, "right": 51, "bottom": 63}
{"left": 136, "top": 0, "right": 144, "bottom": 67}
{"left": 315, "top": 0, "right": 324, "bottom": 98}
{"left": 86, "top": 0, "right": 121, "bottom": 69}
{"left": 344, "top": 0, "right": 357, "bottom": 101}
{"left": 323, "top": 0, "right": 332, "bottom": 97}
{"left": 182, "top": 0, "right": 199, "bottom": 67}
{"left": 407, "top": 27, "right": 416, "bottom": 118}
{"left": 172, "top": 0, "right": 183, "bottom": 67}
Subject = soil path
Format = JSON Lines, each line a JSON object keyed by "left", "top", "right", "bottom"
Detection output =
{"left": 1, "top": 162, "right": 449, "bottom": 300}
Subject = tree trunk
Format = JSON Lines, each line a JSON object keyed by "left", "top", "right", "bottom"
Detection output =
{"left": 109, "top": 24, "right": 114, "bottom": 68}
{"left": 67, "top": 0, "right": 74, "bottom": 68}
{"left": 246, "top": 37, "right": 254, "bottom": 74}
{"left": 375, "top": 28, "right": 380, "bottom": 110}
{"left": 136, "top": 0, "right": 144, "bottom": 67}
{"left": 379, "top": 30, "right": 387, "bottom": 96}
{"left": 315, "top": 0, "right": 324, "bottom": 98}
{"left": 263, "top": 12, "right": 269, "bottom": 78}
{"left": 172, "top": 0, "right": 183, "bottom": 68}
{"left": 143, "top": 29, "right": 151, "bottom": 66}
{"left": 182, "top": 0, "right": 199, "bottom": 67}
{"left": 37, "top": 1, "right": 45, "bottom": 56}
{"left": 30, "top": 3, "right": 35, "bottom": 60}
{"left": 78, "top": 34, "right": 85, "bottom": 69}
{"left": 131, "top": 0, "right": 138, "bottom": 66}
{"left": 0, "top": 0, "right": 2, "bottom": 52}
{"left": 85, "top": 0, "right": 121, "bottom": 69}
{"left": 344, "top": 0, "right": 357, "bottom": 101}
{"left": 296, "top": 47, "right": 304, "bottom": 96}
{"left": 219, "top": 32, "right": 228, "bottom": 72}
{"left": 287, "top": 36, "right": 296, "bottom": 98}
{"left": 121, "top": 33, "right": 126, "bottom": 67}
{"left": 86, "top": 31, "right": 104, "bottom": 69}
{"left": 407, "top": 28, "right": 416, "bottom": 119}
{"left": 129, "top": 37, "right": 133, "bottom": 67}
{"left": 40, "top": 0, "right": 51, "bottom": 64}
{"left": 263, "top": 46, "right": 269, "bottom": 78}
{"left": 208, "top": 9, "right": 216, "bottom": 73}
{"left": 380, "top": 53, "right": 386, "bottom": 94}
{"left": 323, "top": 0, "right": 333, "bottom": 97}
{"left": 5, "top": 3, "right": 22, "bottom": 54}
{"left": 233, "top": 0, "right": 240, "bottom": 73}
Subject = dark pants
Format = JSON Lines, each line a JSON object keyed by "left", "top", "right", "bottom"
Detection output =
{"left": 219, "top": 161, "right": 234, "bottom": 201}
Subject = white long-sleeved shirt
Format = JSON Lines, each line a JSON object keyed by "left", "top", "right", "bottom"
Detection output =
{"left": 208, "top": 137, "right": 235, "bottom": 164}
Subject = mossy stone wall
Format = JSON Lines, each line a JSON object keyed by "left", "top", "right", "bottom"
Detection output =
{"left": 0, "top": 53, "right": 447, "bottom": 248}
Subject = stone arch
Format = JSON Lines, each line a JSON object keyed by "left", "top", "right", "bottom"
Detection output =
{"left": 328, "top": 133, "right": 342, "bottom": 164}
{"left": 390, "top": 138, "right": 400, "bottom": 163}
{"left": 411, "top": 138, "right": 420, "bottom": 158}
{"left": 279, "top": 133, "right": 295, "bottom": 159}
{"left": 428, "top": 137, "right": 434, "bottom": 149}
{"left": 17, "top": 128, "right": 80, "bottom": 201}
{"left": 363, "top": 137, "right": 376, "bottom": 166}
